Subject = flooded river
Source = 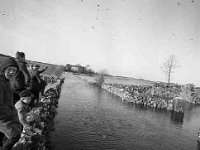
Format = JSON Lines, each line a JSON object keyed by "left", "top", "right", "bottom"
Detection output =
{"left": 51, "top": 74, "right": 200, "bottom": 150}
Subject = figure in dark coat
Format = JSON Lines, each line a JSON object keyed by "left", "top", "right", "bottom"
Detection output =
{"left": 29, "top": 64, "right": 48, "bottom": 99}
{"left": 10, "top": 52, "right": 31, "bottom": 104}
{"left": 0, "top": 57, "right": 22, "bottom": 150}
{"left": 15, "top": 52, "right": 30, "bottom": 87}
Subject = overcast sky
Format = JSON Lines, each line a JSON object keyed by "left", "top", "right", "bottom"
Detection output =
{"left": 0, "top": 0, "right": 199, "bottom": 86}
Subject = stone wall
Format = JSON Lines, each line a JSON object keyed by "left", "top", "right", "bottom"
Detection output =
{"left": 102, "top": 83, "right": 184, "bottom": 112}
{"left": 12, "top": 76, "right": 65, "bottom": 150}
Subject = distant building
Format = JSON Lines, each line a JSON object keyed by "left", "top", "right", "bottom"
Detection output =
{"left": 71, "top": 66, "right": 79, "bottom": 73}
{"left": 65, "top": 64, "right": 71, "bottom": 72}
{"left": 64, "top": 63, "right": 96, "bottom": 75}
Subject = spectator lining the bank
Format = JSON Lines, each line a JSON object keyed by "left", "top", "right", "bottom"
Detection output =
{"left": 35, "top": 65, "right": 48, "bottom": 95}
{"left": 10, "top": 51, "right": 31, "bottom": 104}
{"left": 29, "top": 64, "right": 48, "bottom": 100}
{"left": 15, "top": 52, "right": 30, "bottom": 87}
{"left": 15, "top": 90, "right": 34, "bottom": 128}
{"left": 0, "top": 57, "right": 22, "bottom": 150}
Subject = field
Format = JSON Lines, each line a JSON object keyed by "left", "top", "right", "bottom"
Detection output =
{"left": 76, "top": 73, "right": 155, "bottom": 86}
{"left": 0, "top": 53, "right": 64, "bottom": 77}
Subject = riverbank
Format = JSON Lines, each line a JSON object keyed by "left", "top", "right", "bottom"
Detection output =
{"left": 102, "top": 83, "right": 183, "bottom": 112}
{"left": 12, "top": 76, "right": 65, "bottom": 150}
{"left": 77, "top": 74, "right": 200, "bottom": 113}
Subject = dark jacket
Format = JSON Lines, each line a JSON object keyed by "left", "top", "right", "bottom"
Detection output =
{"left": 28, "top": 69, "right": 46, "bottom": 99}
{"left": 0, "top": 75, "right": 16, "bottom": 121}
{"left": 0, "top": 57, "right": 22, "bottom": 139}
{"left": 0, "top": 75, "right": 21, "bottom": 139}
{"left": 16, "top": 60, "right": 30, "bottom": 87}
{"left": 10, "top": 60, "right": 30, "bottom": 94}
{"left": 10, "top": 71, "right": 26, "bottom": 94}
{"left": 29, "top": 68, "right": 47, "bottom": 89}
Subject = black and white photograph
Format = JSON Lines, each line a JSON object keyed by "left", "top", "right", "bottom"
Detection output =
{"left": 0, "top": 0, "right": 200, "bottom": 150}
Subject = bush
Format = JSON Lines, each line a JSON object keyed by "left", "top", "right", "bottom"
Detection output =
{"left": 53, "top": 65, "right": 65, "bottom": 77}
{"left": 95, "top": 74, "right": 105, "bottom": 87}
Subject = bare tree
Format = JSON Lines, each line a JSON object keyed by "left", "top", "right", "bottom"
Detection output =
{"left": 161, "top": 55, "right": 179, "bottom": 84}
{"left": 95, "top": 69, "right": 108, "bottom": 87}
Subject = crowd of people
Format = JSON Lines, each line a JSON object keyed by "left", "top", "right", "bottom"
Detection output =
{"left": 0, "top": 51, "right": 48, "bottom": 150}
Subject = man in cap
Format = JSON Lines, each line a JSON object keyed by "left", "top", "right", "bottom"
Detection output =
{"left": 29, "top": 64, "right": 48, "bottom": 100}
{"left": 10, "top": 51, "right": 31, "bottom": 104}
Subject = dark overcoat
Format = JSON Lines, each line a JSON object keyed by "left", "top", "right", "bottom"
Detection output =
{"left": 0, "top": 75, "right": 21, "bottom": 139}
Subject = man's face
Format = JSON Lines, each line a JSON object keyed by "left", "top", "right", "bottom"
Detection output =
{"left": 4, "top": 66, "right": 17, "bottom": 80}
{"left": 18, "top": 55, "right": 25, "bottom": 62}
{"left": 21, "top": 96, "right": 32, "bottom": 104}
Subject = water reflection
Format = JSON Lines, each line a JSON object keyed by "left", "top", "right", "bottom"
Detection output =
{"left": 95, "top": 86, "right": 103, "bottom": 103}
{"left": 170, "top": 111, "right": 184, "bottom": 125}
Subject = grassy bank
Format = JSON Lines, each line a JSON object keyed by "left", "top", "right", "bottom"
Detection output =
{"left": 76, "top": 74, "right": 200, "bottom": 112}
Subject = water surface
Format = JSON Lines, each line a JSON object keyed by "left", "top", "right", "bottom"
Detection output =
{"left": 52, "top": 74, "right": 200, "bottom": 150}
